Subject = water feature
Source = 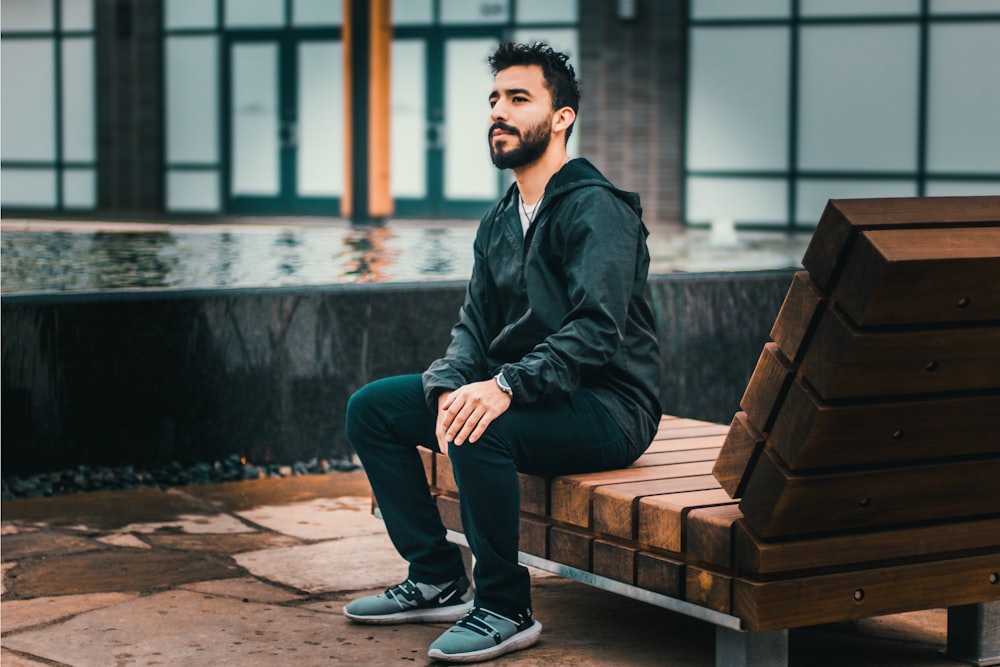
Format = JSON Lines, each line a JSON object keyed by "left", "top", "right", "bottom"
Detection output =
{"left": 1, "top": 218, "right": 811, "bottom": 294}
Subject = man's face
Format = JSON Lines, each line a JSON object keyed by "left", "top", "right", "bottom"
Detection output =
{"left": 488, "top": 65, "right": 554, "bottom": 170}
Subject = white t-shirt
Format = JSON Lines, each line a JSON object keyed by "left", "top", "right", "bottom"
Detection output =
{"left": 517, "top": 193, "right": 542, "bottom": 237}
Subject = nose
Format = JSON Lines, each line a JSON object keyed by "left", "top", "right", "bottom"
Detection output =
{"left": 490, "top": 99, "right": 508, "bottom": 122}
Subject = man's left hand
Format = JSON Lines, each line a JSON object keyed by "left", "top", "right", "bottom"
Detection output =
{"left": 435, "top": 379, "right": 512, "bottom": 450}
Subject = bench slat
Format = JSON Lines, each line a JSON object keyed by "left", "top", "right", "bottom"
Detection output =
{"left": 733, "top": 551, "right": 1000, "bottom": 632}
{"left": 593, "top": 539, "right": 638, "bottom": 584}
{"left": 637, "top": 488, "right": 736, "bottom": 553}
{"left": 735, "top": 515, "right": 1000, "bottom": 575}
{"left": 635, "top": 552, "right": 685, "bottom": 598}
{"left": 593, "top": 476, "right": 723, "bottom": 541}
{"left": 769, "top": 271, "right": 826, "bottom": 363}
{"left": 740, "top": 448, "right": 1000, "bottom": 538}
{"left": 686, "top": 504, "right": 744, "bottom": 568}
{"left": 550, "top": 460, "right": 716, "bottom": 528}
{"left": 835, "top": 227, "right": 1000, "bottom": 326}
{"left": 769, "top": 381, "right": 1000, "bottom": 470}
{"left": 801, "top": 306, "right": 1000, "bottom": 400}
{"left": 801, "top": 196, "right": 1000, "bottom": 291}
{"left": 712, "top": 412, "right": 765, "bottom": 498}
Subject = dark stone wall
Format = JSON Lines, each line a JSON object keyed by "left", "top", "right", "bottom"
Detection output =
{"left": 1, "top": 272, "right": 793, "bottom": 475}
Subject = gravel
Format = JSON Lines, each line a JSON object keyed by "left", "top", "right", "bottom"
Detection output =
{"left": 1, "top": 454, "right": 361, "bottom": 500}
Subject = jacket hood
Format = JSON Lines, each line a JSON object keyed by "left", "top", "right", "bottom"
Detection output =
{"left": 498, "top": 158, "right": 644, "bottom": 221}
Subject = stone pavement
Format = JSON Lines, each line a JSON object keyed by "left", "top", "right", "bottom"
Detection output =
{"left": 1, "top": 472, "right": 962, "bottom": 666}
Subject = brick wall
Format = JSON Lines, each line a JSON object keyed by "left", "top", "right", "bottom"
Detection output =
{"left": 97, "top": 0, "right": 163, "bottom": 213}
{"left": 578, "top": 0, "right": 685, "bottom": 225}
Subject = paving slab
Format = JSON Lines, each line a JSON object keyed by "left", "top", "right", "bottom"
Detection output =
{"left": 1, "top": 649, "right": 51, "bottom": 667}
{"left": 0, "top": 487, "right": 226, "bottom": 530}
{"left": 237, "top": 495, "right": 385, "bottom": 541}
{"left": 180, "top": 577, "right": 305, "bottom": 604}
{"left": 0, "top": 530, "right": 102, "bottom": 559}
{"left": 184, "top": 472, "right": 372, "bottom": 512}
{"left": 235, "top": 533, "right": 407, "bottom": 594}
{"left": 2, "top": 588, "right": 442, "bottom": 666}
{"left": 143, "top": 531, "right": 301, "bottom": 553}
{"left": 0, "top": 592, "right": 138, "bottom": 633}
{"left": 5, "top": 548, "right": 241, "bottom": 598}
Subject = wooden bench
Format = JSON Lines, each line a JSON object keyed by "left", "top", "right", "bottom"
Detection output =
{"left": 419, "top": 196, "right": 1000, "bottom": 666}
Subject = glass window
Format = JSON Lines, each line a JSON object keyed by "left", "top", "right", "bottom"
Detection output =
{"left": 230, "top": 43, "right": 280, "bottom": 196}
{"left": 63, "top": 168, "right": 96, "bottom": 208}
{"left": 687, "top": 27, "right": 789, "bottom": 171}
{"left": 61, "top": 0, "right": 94, "bottom": 31}
{"left": 800, "top": 0, "right": 920, "bottom": 17}
{"left": 392, "top": 0, "right": 433, "bottom": 24}
{"left": 1, "top": 39, "right": 56, "bottom": 162}
{"left": 1, "top": 169, "right": 57, "bottom": 208}
{"left": 167, "top": 170, "right": 220, "bottom": 211}
{"left": 516, "top": 0, "right": 576, "bottom": 23}
{"left": 164, "top": 0, "right": 217, "bottom": 29}
{"left": 61, "top": 37, "right": 95, "bottom": 162}
{"left": 1, "top": 0, "right": 54, "bottom": 31}
{"left": 686, "top": 177, "right": 788, "bottom": 226}
{"left": 445, "top": 38, "right": 500, "bottom": 199}
{"left": 298, "top": 41, "right": 344, "bottom": 195}
{"left": 166, "top": 36, "right": 219, "bottom": 164}
{"left": 925, "top": 180, "right": 1000, "bottom": 196}
{"left": 391, "top": 39, "right": 427, "bottom": 197}
{"left": 225, "top": 0, "right": 284, "bottom": 28}
{"left": 927, "top": 23, "right": 1000, "bottom": 173}
{"left": 798, "top": 25, "right": 919, "bottom": 171}
{"left": 690, "top": 0, "right": 790, "bottom": 20}
{"left": 930, "top": 0, "right": 1000, "bottom": 14}
{"left": 293, "top": 0, "right": 342, "bottom": 26}
{"left": 796, "top": 179, "right": 917, "bottom": 226}
{"left": 440, "top": 0, "right": 509, "bottom": 24}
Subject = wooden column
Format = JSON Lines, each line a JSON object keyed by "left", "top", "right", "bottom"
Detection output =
{"left": 343, "top": 0, "right": 393, "bottom": 223}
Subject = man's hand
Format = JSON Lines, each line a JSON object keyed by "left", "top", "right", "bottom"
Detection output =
{"left": 435, "top": 380, "right": 512, "bottom": 451}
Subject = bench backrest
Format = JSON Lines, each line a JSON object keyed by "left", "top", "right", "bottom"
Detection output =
{"left": 713, "top": 196, "right": 1000, "bottom": 539}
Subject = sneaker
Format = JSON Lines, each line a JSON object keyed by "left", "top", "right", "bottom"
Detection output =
{"left": 427, "top": 606, "right": 542, "bottom": 663}
{"left": 343, "top": 576, "right": 473, "bottom": 625}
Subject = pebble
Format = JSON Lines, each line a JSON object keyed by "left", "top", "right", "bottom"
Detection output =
{"left": 0, "top": 454, "right": 361, "bottom": 500}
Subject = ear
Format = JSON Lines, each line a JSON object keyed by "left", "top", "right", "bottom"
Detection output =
{"left": 551, "top": 106, "right": 576, "bottom": 136}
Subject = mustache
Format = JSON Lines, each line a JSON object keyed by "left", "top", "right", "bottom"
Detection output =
{"left": 489, "top": 122, "right": 519, "bottom": 137}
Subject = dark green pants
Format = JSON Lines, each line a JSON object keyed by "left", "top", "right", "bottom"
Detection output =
{"left": 345, "top": 373, "right": 641, "bottom": 618}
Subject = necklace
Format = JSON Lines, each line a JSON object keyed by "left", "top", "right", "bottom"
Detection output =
{"left": 520, "top": 195, "right": 542, "bottom": 225}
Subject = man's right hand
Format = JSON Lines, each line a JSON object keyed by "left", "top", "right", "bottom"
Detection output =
{"left": 435, "top": 381, "right": 512, "bottom": 452}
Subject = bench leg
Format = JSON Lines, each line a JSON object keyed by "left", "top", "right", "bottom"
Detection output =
{"left": 715, "top": 626, "right": 788, "bottom": 667}
{"left": 946, "top": 601, "right": 1000, "bottom": 666}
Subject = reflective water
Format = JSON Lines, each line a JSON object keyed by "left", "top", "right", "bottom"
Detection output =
{"left": 1, "top": 218, "right": 811, "bottom": 295}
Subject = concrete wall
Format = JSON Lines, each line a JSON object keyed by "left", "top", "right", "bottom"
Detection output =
{"left": 1, "top": 271, "right": 793, "bottom": 475}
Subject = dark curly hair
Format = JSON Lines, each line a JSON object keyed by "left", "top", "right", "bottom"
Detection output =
{"left": 488, "top": 42, "right": 580, "bottom": 140}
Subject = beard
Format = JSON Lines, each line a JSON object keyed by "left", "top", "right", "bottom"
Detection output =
{"left": 488, "top": 117, "right": 552, "bottom": 170}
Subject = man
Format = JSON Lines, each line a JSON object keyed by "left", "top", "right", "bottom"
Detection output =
{"left": 343, "top": 42, "right": 661, "bottom": 663}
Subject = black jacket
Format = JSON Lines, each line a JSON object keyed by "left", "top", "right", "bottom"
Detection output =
{"left": 422, "top": 158, "right": 661, "bottom": 451}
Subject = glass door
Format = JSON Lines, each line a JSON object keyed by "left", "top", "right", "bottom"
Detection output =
{"left": 392, "top": 30, "right": 502, "bottom": 218}
{"left": 225, "top": 33, "right": 343, "bottom": 214}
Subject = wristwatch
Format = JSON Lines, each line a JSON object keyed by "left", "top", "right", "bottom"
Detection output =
{"left": 494, "top": 371, "right": 513, "bottom": 398}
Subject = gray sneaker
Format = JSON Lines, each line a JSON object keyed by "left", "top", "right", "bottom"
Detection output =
{"left": 427, "top": 606, "right": 542, "bottom": 663}
{"left": 343, "top": 576, "right": 473, "bottom": 625}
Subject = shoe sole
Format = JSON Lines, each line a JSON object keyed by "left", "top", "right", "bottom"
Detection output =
{"left": 427, "top": 620, "right": 542, "bottom": 663}
{"left": 343, "top": 599, "right": 474, "bottom": 625}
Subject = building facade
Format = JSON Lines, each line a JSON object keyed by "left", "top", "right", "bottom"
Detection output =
{"left": 2, "top": 0, "right": 998, "bottom": 229}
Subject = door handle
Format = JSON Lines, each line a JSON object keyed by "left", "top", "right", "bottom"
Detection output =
{"left": 280, "top": 122, "right": 298, "bottom": 148}
{"left": 427, "top": 122, "right": 445, "bottom": 150}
